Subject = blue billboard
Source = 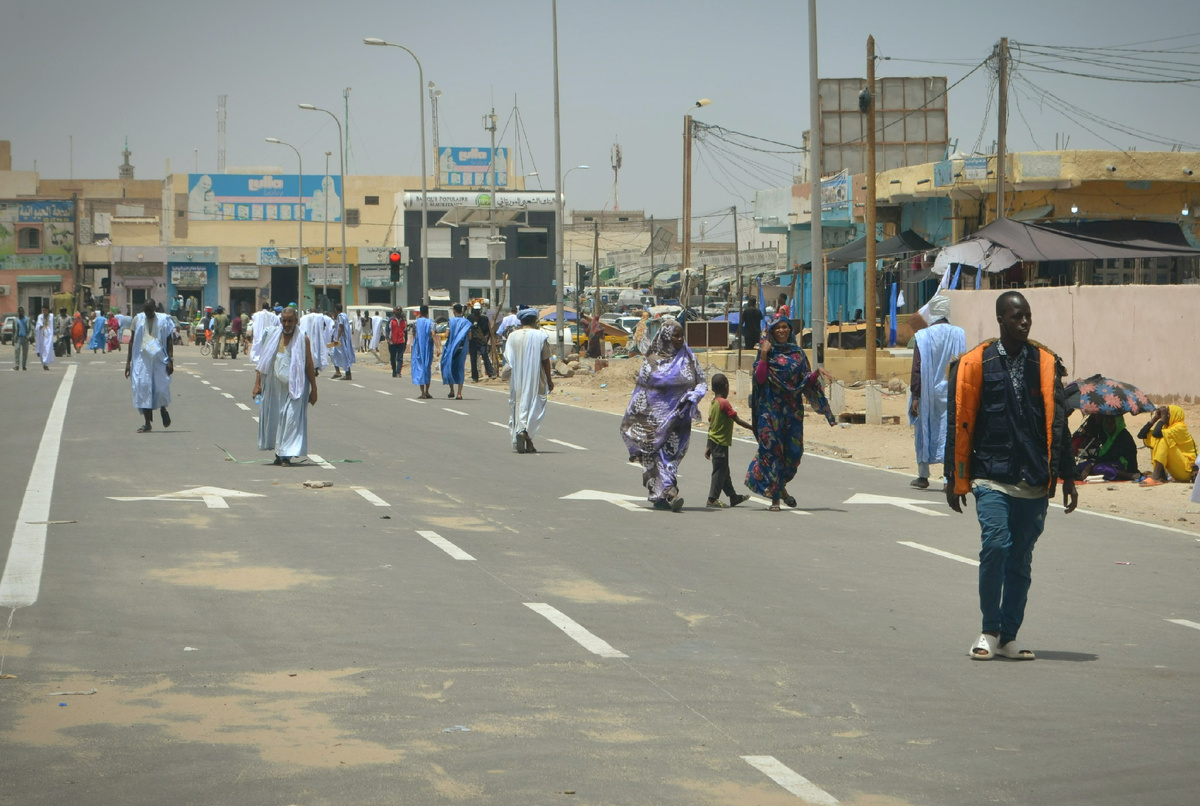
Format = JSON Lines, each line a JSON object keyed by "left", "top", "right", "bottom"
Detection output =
{"left": 437, "top": 147, "right": 508, "bottom": 187}
{"left": 187, "top": 174, "right": 342, "bottom": 222}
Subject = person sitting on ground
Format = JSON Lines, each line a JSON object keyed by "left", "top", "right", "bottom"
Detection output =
{"left": 1138, "top": 405, "right": 1198, "bottom": 485}
{"left": 1076, "top": 414, "right": 1140, "bottom": 481}
{"left": 704, "top": 373, "right": 752, "bottom": 508}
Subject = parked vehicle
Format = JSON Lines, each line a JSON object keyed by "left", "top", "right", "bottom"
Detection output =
{"left": 1, "top": 316, "right": 15, "bottom": 344}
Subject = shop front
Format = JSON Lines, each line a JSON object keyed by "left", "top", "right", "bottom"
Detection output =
{"left": 225, "top": 264, "right": 263, "bottom": 317}
{"left": 111, "top": 246, "right": 166, "bottom": 316}
{"left": 166, "top": 246, "right": 217, "bottom": 312}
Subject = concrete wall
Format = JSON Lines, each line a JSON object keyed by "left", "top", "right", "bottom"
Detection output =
{"left": 946, "top": 285, "right": 1200, "bottom": 401}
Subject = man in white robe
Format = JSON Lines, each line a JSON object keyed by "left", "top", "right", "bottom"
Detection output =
{"left": 368, "top": 311, "right": 386, "bottom": 358}
{"left": 504, "top": 308, "right": 554, "bottom": 453}
{"left": 125, "top": 299, "right": 176, "bottom": 433}
{"left": 253, "top": 306, "right": 317, "bottom": 466}
{"left": 908, "top": 294, "right": 966, "bottom": 489}
{"left": 330, "top": 304, "right": 355, "bottom": 380}
{"left": 249, "top": 302, "right": 280, "bottom": 363}
{"left": 34, "top": 304, "right": 55, "bottom": 370}
{"left": 298, "top": 308, "right": 331, "bottom": 373}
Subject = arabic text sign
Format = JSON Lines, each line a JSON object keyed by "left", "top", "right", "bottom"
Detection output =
{"left": 438, "top": 147, "right": 508, "bottom": 187}
{"left": 187, "top": 174, "right": 343, "bottom": 222}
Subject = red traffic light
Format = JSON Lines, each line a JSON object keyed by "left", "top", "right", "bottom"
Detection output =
{"left": 388, "top": 251, "right": 402, "bottom": 265}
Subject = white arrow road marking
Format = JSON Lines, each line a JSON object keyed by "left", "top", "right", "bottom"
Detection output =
{"left": 560, "top": 489, "right": 646, "bottom": 512}
{"left": 235, "top": 403, "right": 251, "bottom": 411}
{"left": 524, "top": 603, "right": 627, "bottom": 658}
{"left": 898, "top": 541, "right": 979, "bottom": 566}
{"left": 306, "top": 453, "right": 335, "bottom": 470}
{"left": 406, "top": 398, "right": 426, "bottom": 405}
{"left": 1166, "top": 619, "right": 1200, "bottom": 631}
{"left": 417, "top": 531, "right": 476, "bottom": 561}
{"left": 546, "top": 438, "right": 587, "bottom": 451}
{"left": 844, "top": 492, "right": 948, "bottom": 516}
{"left": 443, "top": 408, "right": 469, "bottom": 416}
{"left": 108, "top": 486, "right": 265, "bottom": 510}
{"left": 741, "top": 756, "right": 838, "bottom": 804}
{"left": 354, "top": 488, "right": 390, "bottom": 507}
{"left": 0, "top": 365, "right": 76, "bottom": 608}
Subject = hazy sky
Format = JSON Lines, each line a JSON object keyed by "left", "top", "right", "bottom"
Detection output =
{"left": 3, "top": 0, "right": 1198, "bottom": 241}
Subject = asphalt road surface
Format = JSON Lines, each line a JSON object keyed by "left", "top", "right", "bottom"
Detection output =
{"left": 1, "top": 350, "right": 1197, "bottom": 805}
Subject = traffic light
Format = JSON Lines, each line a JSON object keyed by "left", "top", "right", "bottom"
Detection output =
{"left": 389, "top": 251, "right": 402, "bottom": 283}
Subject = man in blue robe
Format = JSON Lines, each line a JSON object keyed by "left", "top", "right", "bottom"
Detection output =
{"left": 440, "top": 303, "right": 471, "bottom": 399}
{"left": 329, "top": 303, "right": 355, "bottom": 381}
{"left": 125, "top": 299, "right": 176, "bottom": 433}
{"left": 410, "top": 305, "right": 435, "bottom": 399}
{"left": 909, "top": 294, "right": 966, "bottom": 489}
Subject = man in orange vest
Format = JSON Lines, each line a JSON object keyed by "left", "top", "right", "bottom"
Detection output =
{"left": 945, "top": 291, "right": 1077, "bottom": 661}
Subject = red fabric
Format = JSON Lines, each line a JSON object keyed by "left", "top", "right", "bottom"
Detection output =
{"left": 717, "top": 397, "right": 738, "bottom": 419}
{"left": 754, "top": 359, "right": 768, "bottom": 385}
{"left": 389, "top": 318, "right": 406, "bottom": 345}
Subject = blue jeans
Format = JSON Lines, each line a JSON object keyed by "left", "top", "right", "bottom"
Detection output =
{"left": 973, "top": 487, "right": 1048, "bottom": 643}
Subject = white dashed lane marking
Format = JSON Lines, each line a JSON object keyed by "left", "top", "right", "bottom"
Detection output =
{"left": 741, "top": 756, "right": 839, "bottom": 804}
{"left": 897, "top": 541, "right": 979, "bottom": 567}
{"left": 353, "top": 487, "right": 390, "bottom": 507}
{"left": 523, "top": 603, "right": 627, "bottom": 659}
{"left": 375, "top": 390, "right": 392, "bottom": 395}
{"left": 546, "top": 438, "right": 586, "bottom": 451}
{"left": 306, "top": 453, "right": 335, "bottom": 471}
{"left": 406, "top": 398, "right": 426, "bottom": 404}
{"left": 235, "top": 403, "right": 251, "bottom": 411}
{"left": 417, "top": 531, "right": 476, "bottom": 561}
{"left": 1166, "top": 619, "right": 1200, "bottom": 632}
{"left": 443, "top": 408, "right": 469, "bottom": 416}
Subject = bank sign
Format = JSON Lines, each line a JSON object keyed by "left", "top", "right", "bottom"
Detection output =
{"left": 187, "top": 174, "right": 343, "bottom": 222}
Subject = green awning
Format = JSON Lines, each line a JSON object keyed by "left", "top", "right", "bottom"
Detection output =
{"left": 17, "top": 275, "right": 67, "bottom": 283}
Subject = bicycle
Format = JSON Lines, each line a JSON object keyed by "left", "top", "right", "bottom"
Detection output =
{"left": 199, "top": 330, "right": 212, "bottom": 356}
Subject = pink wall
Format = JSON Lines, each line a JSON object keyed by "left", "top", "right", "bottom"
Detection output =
{"left": 946, "top": 285, "right": 1200, "bottom": 402}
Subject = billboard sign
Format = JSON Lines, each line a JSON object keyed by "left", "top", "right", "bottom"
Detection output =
{"left": 187, "top": 174, "right": 342, "bottom": 222}
{"left": 438, "top": 147, "right": 508, "bottom": 187}
{"left": 820, "top": 170, "right": 851, "bottom": 217}
{"left": 963, "top": 157, "right": 988, "bottom": 181}
{"left": 402, "top": 190, "right": 556, "bottom": 210}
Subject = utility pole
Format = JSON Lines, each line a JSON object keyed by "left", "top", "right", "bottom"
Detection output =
{"left": 682, "top": 114, "right": 694, "bottom": 276}
{"left": 995, "top": 37, "right": 1009, "bottom": 221}
{"left": 552, "top": 0, "right": 565, "bottom": 353}
{"left": 648, "top": 214, "right": 655, "bottom": 290}
{"left": 865, "top": 34, "right": 878, "bottom": 379}
{"left": 430, "top": 83, "right": 442, "bottom": 188}
{"left": 343, "top": 88, "right": 352, "bottom": 170}
{"left": 486, "top": 107, "right": 499, "bottom": 307}
{"left": 591, "top": 220, "right": 601, "bottom": 357}
{"left": 808, "top": 0, "right": 825, "bottom": 366}
{"left": 322, "top": 151, "right": 330, "bottom": 308}
{"left": 733, "top": 205, "right": 742, "bottom": 371}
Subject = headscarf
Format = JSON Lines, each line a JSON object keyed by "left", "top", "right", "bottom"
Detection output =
{"left": 1099, "top": 414, "right": 1127, "bottom": 458}
{"left": 517, "top": 308, "right": 540, "bottom": 324}
{"left": 756, "top": 314, "right": 835, "bottom": 425}
{"left": 620, "top": 321, "right": 707, "bottom": 455}
{"left": 927, "top": 294, "right": 951, "bottom": 323}
{"left": 255, "top": 324, "right": 309, "bottom": 400}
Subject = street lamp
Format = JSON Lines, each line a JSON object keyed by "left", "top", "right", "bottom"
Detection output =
{"left": 265, "top": 138, "right": 303, "bottom": 295}
{"left": 364, "top": 37, "right": 431, "bottom": 305}
{"left": 298, "top": 103, "right": 347, "bottom": 311}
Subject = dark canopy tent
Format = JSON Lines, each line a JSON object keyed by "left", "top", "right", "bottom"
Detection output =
{"left": 826, "top": 229, "right": 936, "bottom": 267}
{"left": 956, "top": 218, "right": 1200, "bottom": 263}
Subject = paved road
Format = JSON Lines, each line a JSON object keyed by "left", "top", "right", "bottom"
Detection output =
{"left": 1, "top": 350, "right": 1197, "bottom": 805}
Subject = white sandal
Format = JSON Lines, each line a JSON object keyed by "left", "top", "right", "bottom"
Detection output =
{"left": 969, "top": 633, "right": 998, "bottom": 660}
{"left": 996, "top": 641, "right": 1035, "bottom": 660}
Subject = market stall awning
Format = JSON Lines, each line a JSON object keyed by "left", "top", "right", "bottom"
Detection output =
{"left": 827, "top": 229, "right": 936, "bottom": 266}
{"left": 932, "top": 218, "right": 1200, "bottom": 274}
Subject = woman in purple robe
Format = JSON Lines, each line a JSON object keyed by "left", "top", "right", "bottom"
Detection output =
{"left": 620, "top": 320, "right": 707, "bottom": 512}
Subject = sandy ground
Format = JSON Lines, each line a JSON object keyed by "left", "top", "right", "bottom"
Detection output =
{"left": 456, "top": 351, "right": 1200, "bottom": 536}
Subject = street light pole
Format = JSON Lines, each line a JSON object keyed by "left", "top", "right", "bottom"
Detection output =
{"left": 682, "top": 99, "right": 711, "bottom": 281}
{"left": 323, "top": 150, "right": 331, "bottom": 308}
{"left": 561, "top": 164, "right": 589, "bottom": 324}
{"left": 299, "top": 103, "right": 347, "bottom": 311}
{"left": 807, "top": 0, "right": 825, "bottom": 367}
{"left": 552, "top": 0, "right": 565, "bottom": 354}
{"left": 266, "top": 138, "right": 303, "bottom": 301}
{"left": 364, "top": 37, "right": 430, "bottom": 306}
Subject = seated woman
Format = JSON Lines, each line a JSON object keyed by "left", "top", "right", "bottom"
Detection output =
{"left": 1139, "top": 405, "right": 1198, "bottom": 486}
{"left": 1076, "top": 414, "right": 1140, "bottom": 481}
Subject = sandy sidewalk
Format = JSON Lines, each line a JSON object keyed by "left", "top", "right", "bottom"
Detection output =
{"left": 461, "top": 352, "right": 1200, "bottom": 536}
